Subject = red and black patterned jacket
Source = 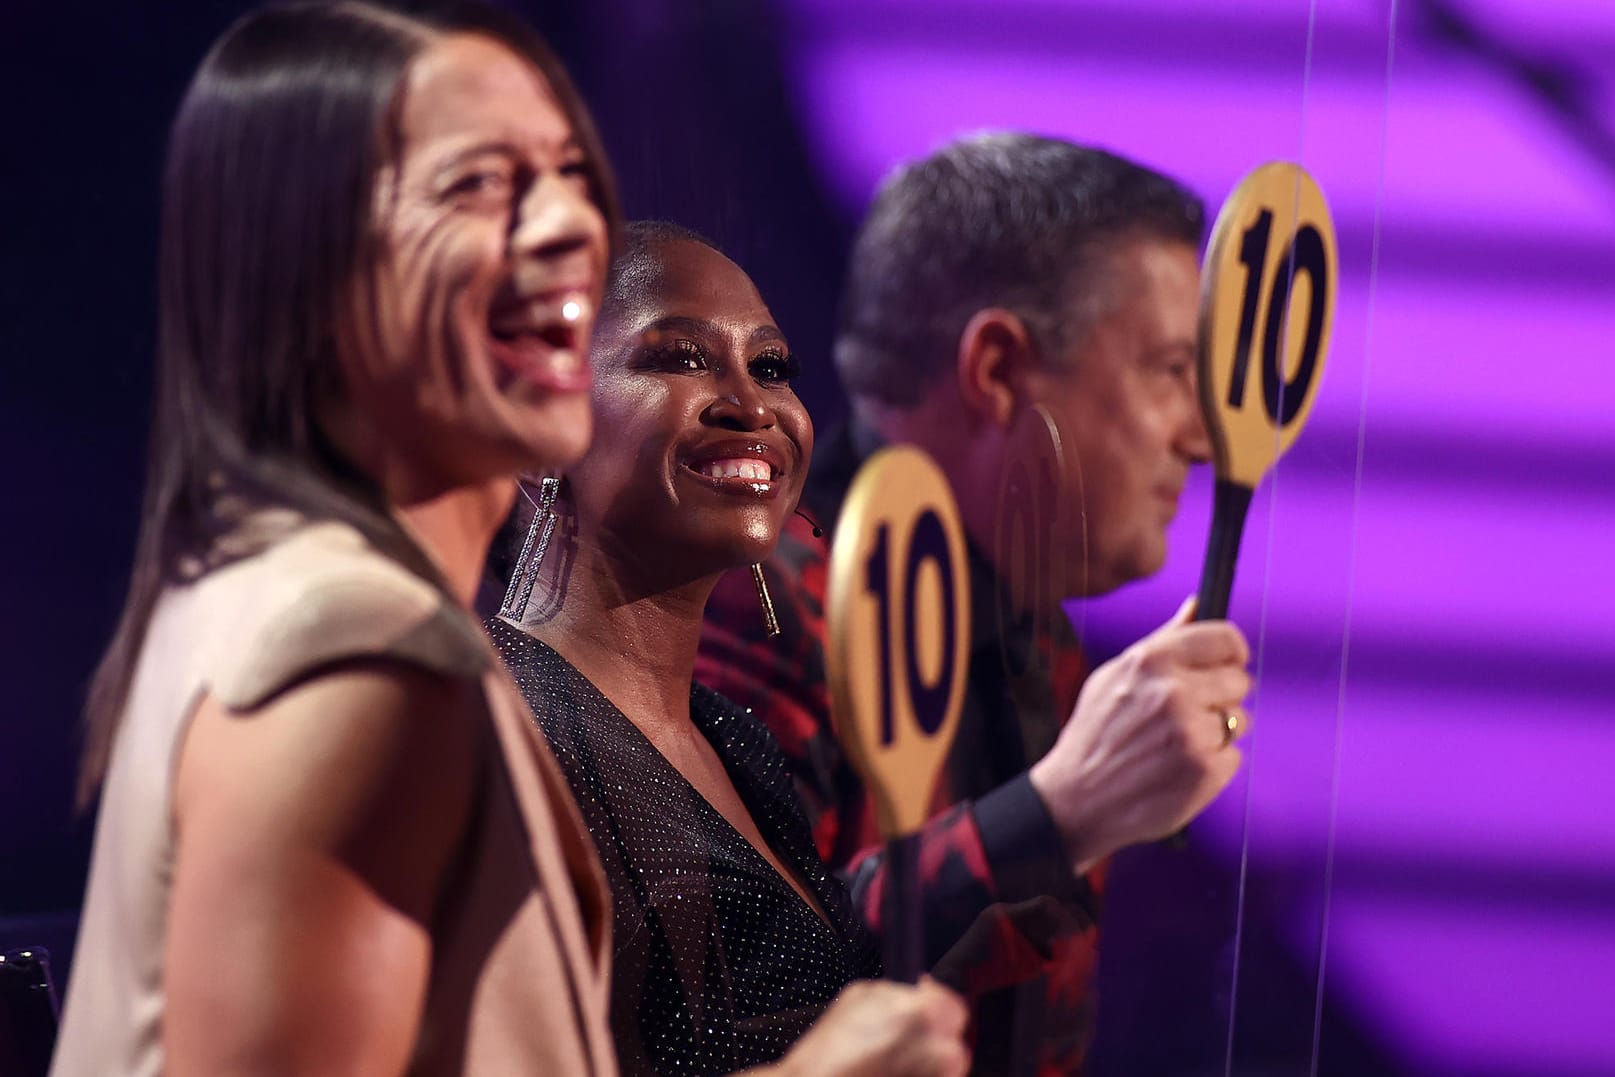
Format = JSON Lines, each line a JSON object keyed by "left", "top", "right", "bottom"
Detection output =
{"left": 696, "top": 421, "right": 1106, "bottom": 1076}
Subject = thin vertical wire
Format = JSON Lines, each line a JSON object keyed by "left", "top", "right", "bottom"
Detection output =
{"left": 1309, "top": 2, "right": 1399, "bottom": 1073}
{"left": 1222, "top": 0, "right": 1322, "bottom": 1071}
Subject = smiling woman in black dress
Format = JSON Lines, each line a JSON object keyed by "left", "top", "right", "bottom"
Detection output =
{"left": 489, "top": 222, "right": 914, "bottom": 1077}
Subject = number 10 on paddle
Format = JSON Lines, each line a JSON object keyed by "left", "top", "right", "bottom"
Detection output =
{"left": 827, "top": 446, "right": 970, "bottom": 982}
{"left": 1195, "top": 161, "right": 1339, "bottom": 622}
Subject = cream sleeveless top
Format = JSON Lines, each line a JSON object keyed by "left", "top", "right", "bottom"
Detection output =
{"left": 50, "top": 521, "right": 617, "bottom": 1075}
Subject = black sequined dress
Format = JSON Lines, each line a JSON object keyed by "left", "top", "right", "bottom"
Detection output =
{"left": 488, "top": 620, "right": 881, "bottom": 1076}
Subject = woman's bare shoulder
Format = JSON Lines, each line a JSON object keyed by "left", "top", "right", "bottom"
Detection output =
{"left": 199, "top": 521, "right": 490, "bottom": 712}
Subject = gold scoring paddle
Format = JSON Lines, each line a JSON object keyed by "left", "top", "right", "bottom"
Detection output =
{"left": 1194, "top": 161, "right": 1339, "bottom": 623}
{"left": 1170, "top": 163, "right": 1337, "bottom": 847}
{"left": 826, "top": 446, "right": 971, "bottom": 982}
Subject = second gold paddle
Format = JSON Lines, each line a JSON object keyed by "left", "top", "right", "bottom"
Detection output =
{"left": 826, "top": 446, "right": 970, "bottom": 982}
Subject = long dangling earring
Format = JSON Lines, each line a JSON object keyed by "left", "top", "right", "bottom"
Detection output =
{"left": 499, "top": 475, "right": 563, "bottom": 621}
{"left": 749, "top": 509, "right": 820, "bottom": 640}
{"left": 751, "top": 564, "right": 781, "bottom": 638}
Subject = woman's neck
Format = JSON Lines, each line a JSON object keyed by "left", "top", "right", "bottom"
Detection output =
{"left": 520, "top": 539, "right": 720, "bottom": 733}
{"left": 323, "top": 398, "right": 515, "bottom": 608}
{"left": 395, "top": 478, "right": 516, "bottom": 608}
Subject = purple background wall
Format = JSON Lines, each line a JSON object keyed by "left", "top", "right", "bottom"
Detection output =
{"left": 2, "top": 1, "right": 1610, "bottom": 1073}
{"left": 773, "top": 0, "right": 1615, "bottom": 1072}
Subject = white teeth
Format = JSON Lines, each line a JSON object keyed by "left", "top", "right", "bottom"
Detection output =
{"left": 494, "top": 294, "right": 591, "bottom": 336}
{"left": 699, "top": 458, "right": 772, "bottom": 482}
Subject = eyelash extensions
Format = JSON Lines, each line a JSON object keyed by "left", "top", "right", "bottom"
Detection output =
{"left": 642, "top": 338, "right": 801, "bottom": 383}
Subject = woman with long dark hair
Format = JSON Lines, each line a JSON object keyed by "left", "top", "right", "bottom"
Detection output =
{"left": 53, "top": 6, "right": 965, "bottom": 1074}
{"left": 53, "top": 4, "right": 622, "bottom": 1071}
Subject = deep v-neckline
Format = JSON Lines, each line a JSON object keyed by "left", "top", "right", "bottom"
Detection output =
{"left": 618, "top": 700, "right": 834, "bottom": 926}
{"left": 503, "top": 623, "right": 836, "bottom": 933}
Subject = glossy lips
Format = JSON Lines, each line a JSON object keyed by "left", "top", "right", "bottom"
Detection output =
{"left": 680, "top": 439, "right": 787, "bottom": 497}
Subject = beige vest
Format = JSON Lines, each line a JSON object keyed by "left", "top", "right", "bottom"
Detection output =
{"left": 51, "top": 522, "right": 617, "bottom": 1075}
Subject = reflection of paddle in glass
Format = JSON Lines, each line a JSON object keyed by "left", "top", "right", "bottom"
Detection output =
{"left": 826, "top": 446, "right": 971, "bottom": 981}
{"left": 993, "top": 402, "right": 1081, "bottom": 762}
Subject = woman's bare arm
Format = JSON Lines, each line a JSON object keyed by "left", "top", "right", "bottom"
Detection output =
{"left": 164, "top": 660, "right": 480, "bottom": 1075}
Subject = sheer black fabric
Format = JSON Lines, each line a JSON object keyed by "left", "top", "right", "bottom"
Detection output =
{"left": 488, "top": 619, "right": 881, "bottom": 1076}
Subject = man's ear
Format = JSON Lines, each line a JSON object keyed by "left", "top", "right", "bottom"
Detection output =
{"left": 956, "top": 308, "right": 1035, "bottom": 428}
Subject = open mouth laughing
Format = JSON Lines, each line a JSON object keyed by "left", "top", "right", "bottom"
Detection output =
{"left": 487, "top": 290, "right": 593, "bottom": 393}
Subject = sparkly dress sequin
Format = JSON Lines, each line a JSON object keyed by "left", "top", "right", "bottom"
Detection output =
{"left": 489, "top": 620, "right": 881, "bottom": 1076}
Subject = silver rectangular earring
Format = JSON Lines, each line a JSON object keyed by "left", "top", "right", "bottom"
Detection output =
{"left": 499, "top": 476, "right": 562, "bottom": 621}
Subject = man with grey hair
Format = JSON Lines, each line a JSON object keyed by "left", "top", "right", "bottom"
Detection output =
{"left": 698, "top": 133, "right": 1251, "bottom": 1073}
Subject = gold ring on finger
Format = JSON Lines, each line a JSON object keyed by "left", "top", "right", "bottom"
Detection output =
{"left": 1219, "top": 708, "right": 1241, "bottom": 748}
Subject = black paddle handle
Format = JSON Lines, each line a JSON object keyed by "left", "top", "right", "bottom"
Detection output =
{"left": 1194, "top": 478, "right": 1255, "bottom": 622}
{"left": 1170, "top": 477, "right": 1255, "bottom": 848}
{"left": 882, "top": 832, "right": 923, "bottom": 983}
